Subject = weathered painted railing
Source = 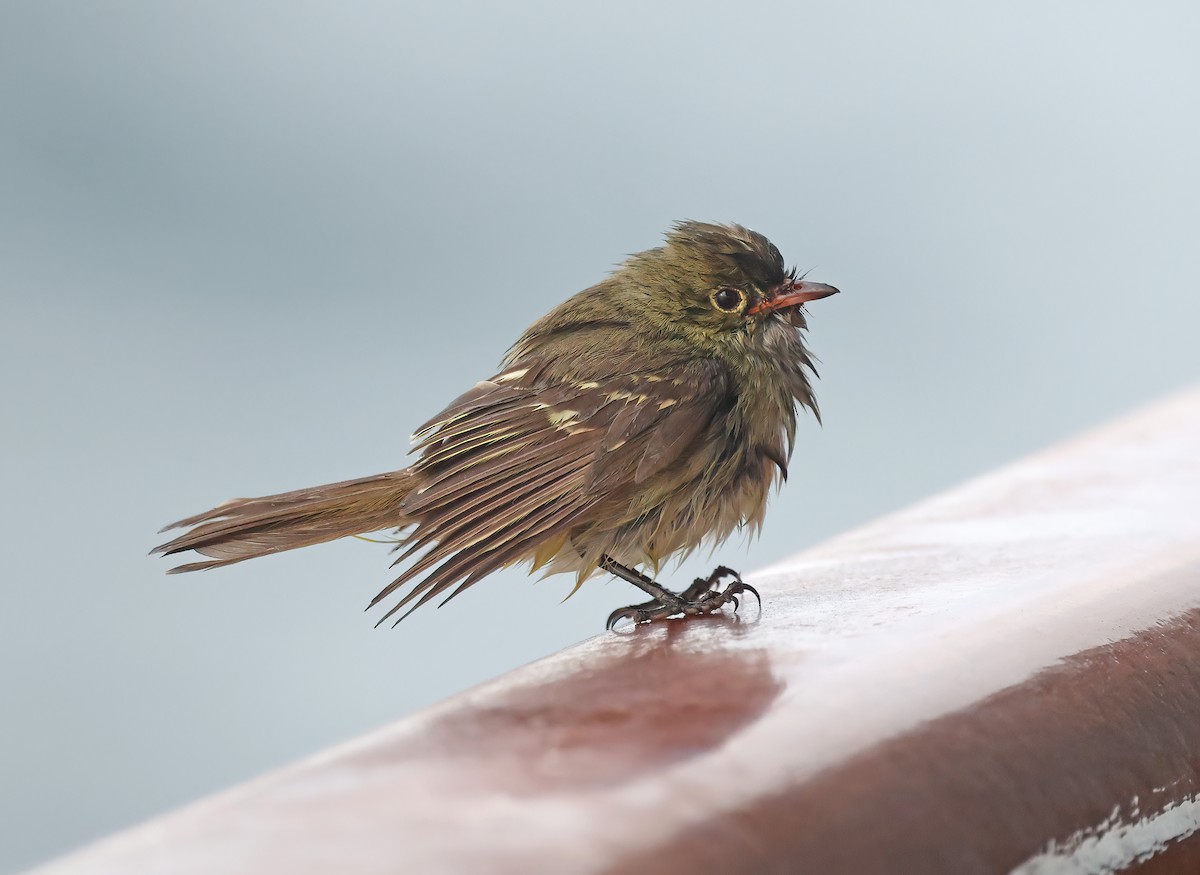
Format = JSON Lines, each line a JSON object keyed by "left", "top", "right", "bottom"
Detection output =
{"left": 28, "top": 387, "right": 1200, "bottom": 874}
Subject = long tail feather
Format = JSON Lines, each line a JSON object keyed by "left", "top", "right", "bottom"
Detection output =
{"left": 153, "top": 470, "right": 415, "bottom": 571}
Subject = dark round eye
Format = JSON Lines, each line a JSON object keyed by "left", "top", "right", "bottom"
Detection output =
{"left": 711, "top": 287, "right": 746, "bottom": 313}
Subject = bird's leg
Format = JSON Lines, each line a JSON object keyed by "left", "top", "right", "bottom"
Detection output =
{"left": 601, "top": 557, "right": 760, "bottom": 630}
{"left": 599, "top": 556, "right": 687, "bottom": 611}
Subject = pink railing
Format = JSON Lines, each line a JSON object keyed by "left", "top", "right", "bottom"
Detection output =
{"left": 30, "top": 387, "right": 1200, "bottom": 874}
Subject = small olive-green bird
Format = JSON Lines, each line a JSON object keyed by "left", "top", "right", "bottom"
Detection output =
{"left": 155, "top": 221, "right": 838, "bottom": 629}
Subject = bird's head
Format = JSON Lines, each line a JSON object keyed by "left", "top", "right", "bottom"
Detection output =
{"left": 506, "top": 221, "right": 838, "bottom": 379}
{"left": 620, "top": 221, "right": 839, "bottom": 343}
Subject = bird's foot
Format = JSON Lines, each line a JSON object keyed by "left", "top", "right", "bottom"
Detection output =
{"left": 605, "top": 566, "right": 760, "bottom": 631}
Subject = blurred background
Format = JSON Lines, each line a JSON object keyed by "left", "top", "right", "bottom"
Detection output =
{"left": 2, "top": 1, "right": 1198, "bottom": 870}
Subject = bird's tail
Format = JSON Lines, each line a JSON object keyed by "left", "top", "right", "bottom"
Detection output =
{"left": 153, "top": 470, "right": 416, "bottom": 573}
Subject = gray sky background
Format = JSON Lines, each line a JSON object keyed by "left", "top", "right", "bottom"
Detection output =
{"left": 2, "top": 1, "right": 1198, "bottom": 871}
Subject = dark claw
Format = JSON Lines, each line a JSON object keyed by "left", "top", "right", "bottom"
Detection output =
{"left": 726, "top": 581, "right": 761, "bottom": 611}
{"left": 708, "top": 566, "right": 742, "bottom": 589}
{"left": 606, "top": 596, "right": 679, "bottom": 630}
{"left": 606, "top": 606, "right": 648, "bottom": 631}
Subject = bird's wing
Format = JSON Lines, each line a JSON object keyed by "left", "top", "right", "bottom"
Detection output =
{"left": 368, "top": 357, "right": 733, "bottom": 624}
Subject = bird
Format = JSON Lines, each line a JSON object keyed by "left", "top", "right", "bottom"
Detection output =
{"left": 154, "top": 221, "right": 838, "bottom": 630}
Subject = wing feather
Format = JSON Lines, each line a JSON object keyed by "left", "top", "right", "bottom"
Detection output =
{"left": 370, "top": 357, "right": 733, "bottom": 621}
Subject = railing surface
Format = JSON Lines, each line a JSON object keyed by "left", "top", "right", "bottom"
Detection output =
{"left": 30, "top": 387, "right": 1200, "bottom": 875}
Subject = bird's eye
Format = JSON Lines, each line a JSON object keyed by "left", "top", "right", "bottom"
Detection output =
{"left": 710, "top": 287, "right": 746, "bottom": 313}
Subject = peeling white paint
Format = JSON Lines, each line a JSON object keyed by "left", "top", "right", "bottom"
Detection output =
{"left": 1013, "top": 794, "right": 1200, "bottom": 874}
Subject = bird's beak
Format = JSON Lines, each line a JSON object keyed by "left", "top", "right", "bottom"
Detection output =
{"left": 749, "top": 280, "right": 840, "bottom": 315}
